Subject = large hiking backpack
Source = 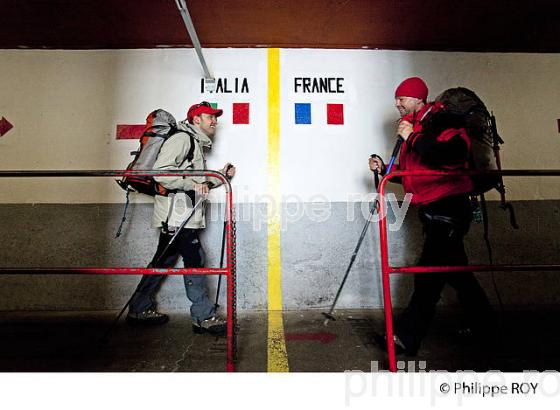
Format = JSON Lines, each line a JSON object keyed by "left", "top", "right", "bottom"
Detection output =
{"left": 429, "top": 87, "right": 518, "bottom": 238}
{"left": 114, "top": 108, "right": 195, "bottom": 237}
{"left": 433, "top": 87, "right": 502, "bottom": 195}
{"left": 116, "top": 109, "right": 195, "bottom": 196}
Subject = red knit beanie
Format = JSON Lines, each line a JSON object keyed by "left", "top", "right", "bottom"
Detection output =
{"left": 394, "top": 77, "right": 428, "bottom": 100}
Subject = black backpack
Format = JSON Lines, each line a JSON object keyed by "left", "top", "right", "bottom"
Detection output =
{"left": 430, "top": 88, "right": 518, "bottom": 242}
{"left": 433, "top": 87, "right": 503, "bottom": 195}
{"left": 116, "top": 109, "right": 195, "bottom": 196}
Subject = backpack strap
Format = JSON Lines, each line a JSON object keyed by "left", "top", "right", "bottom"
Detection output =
{"left": 480, "top": 193, "right": 506, "bottom": 318}
{"left": 153, "top": 129, "right": 197, "bottom": 197}
{"left": 114, "top": 189, "right": 130, "bottom": 238}
{"left": 186, "top": 131, "right": 195, "bottom": 163}
{"left": 171, "top": 129, "right": 196, "bottom": 164}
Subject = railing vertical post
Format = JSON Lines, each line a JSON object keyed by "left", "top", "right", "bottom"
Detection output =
{"left": 225, "top": 185, "right": 235, "bottom": 372}
{"left": 378, "top": 178, "right": 397, "bottom": 372}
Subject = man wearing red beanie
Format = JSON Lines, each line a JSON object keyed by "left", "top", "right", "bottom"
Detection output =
{"left": 369, "top": 78, "right": 492, "bottom": 356}
{"left": 126, "top": 101, "right": 236, "bottom": 337}
{"left": 394, "top": 76, "right": 429, "bottom": 100}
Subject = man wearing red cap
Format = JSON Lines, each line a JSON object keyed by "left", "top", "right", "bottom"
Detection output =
{"left": 126, "top": 101, "right": 236, "bottom": 336}
{"left": 370, "top": 77, "right": 492, "bottom": 355}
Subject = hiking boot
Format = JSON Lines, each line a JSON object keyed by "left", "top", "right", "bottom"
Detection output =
{"left": 192, "top": 316, "right": 227, "bottom": 336}
{"left": 126, "top": 309, "right": 169, "bottom": 326}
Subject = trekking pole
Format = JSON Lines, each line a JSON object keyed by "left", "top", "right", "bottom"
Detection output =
{"left": 213, "top": 220, "right": 227, "bottom": 309}
{"left": 322, "top": 136, "right": 403, "bottom": 325}
{"left": 386, "top": 136, "right": 404, "bottom": 174}
{"left": 322, "top": 167, "right": 380, "bottom": 326}
{"left": 100, "top": 196, "right": 205, "bottom": 343}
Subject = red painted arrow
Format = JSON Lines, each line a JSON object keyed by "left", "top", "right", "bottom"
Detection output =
{"left": 116, "top": 124, "right": 145, "bottom": 140}
{"left": 0, "top": 117, "right": 14, "bottom": 137}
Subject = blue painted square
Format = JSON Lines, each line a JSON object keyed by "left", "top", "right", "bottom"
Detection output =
{"left": 295, "top": 103, "right": 312, "bottom": 124}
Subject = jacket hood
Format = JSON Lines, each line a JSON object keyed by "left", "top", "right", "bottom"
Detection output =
{"left": 177, "top": 120, "right": 213, "bottom": 149}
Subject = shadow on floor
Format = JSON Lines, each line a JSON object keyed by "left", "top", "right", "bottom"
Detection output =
{"left": 1, "top": 308, "right": 559, "bottom": 372}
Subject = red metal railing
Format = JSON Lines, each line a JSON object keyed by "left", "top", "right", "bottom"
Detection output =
{"left": 377, "top": 169, "right": 560, "bottom": 372}
{"left": 0, "top": 169, "right": 237, "bottom": 372}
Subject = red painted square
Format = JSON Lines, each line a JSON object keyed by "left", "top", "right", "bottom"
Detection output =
{"left": 116, "top": 124, "right": 145, "bottom": 139}
{"left": 232, "top": 103, "right": 250, "bottom": 124}
{"left": 327, "top": 104, "right": 344, "bottom": 125}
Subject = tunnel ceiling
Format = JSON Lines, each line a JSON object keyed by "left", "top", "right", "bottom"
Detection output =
{"left": 1, "top": 0, "right": 559, "bottom": 52}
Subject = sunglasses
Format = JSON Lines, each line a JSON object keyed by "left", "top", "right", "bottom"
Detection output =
{"left": 195, "top": 101, "right": 212, "bottom": 109}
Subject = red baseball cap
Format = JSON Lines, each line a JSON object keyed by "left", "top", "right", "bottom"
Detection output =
{"left": 187, "top": 101, "right": 223, "bottom": 123}
{"left": 394, "top": 77, "right": 429, "bottom": 100}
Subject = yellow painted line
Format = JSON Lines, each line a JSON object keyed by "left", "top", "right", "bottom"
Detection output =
{"left": 267, "top": 48, "right": 289, "bottom": 372}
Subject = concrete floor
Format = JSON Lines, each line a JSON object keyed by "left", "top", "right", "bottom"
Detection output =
{"left": 0, "top": 308, "right": 559, "bottom": 372}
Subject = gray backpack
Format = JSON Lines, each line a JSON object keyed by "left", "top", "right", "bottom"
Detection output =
{"left": 116, "top": 109, "right": 194, "bottom": 196}
{"left": 115, "top": 109, "right": 195, "bottom": 237}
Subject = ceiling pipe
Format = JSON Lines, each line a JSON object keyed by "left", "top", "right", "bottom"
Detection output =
{"left": 174, "top": 0, "right": 215, "bottom": 90}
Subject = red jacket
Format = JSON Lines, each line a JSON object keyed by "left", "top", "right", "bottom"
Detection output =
{"left": 395, "top": 103, "right": 473, "bottom": 206}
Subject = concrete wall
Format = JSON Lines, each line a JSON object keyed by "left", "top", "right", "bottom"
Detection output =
{"left": 0, "top": 200, "right": 558, "bottom": 311}
{"left": 1, "top": 48, "right": 560, "bottom": 311}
